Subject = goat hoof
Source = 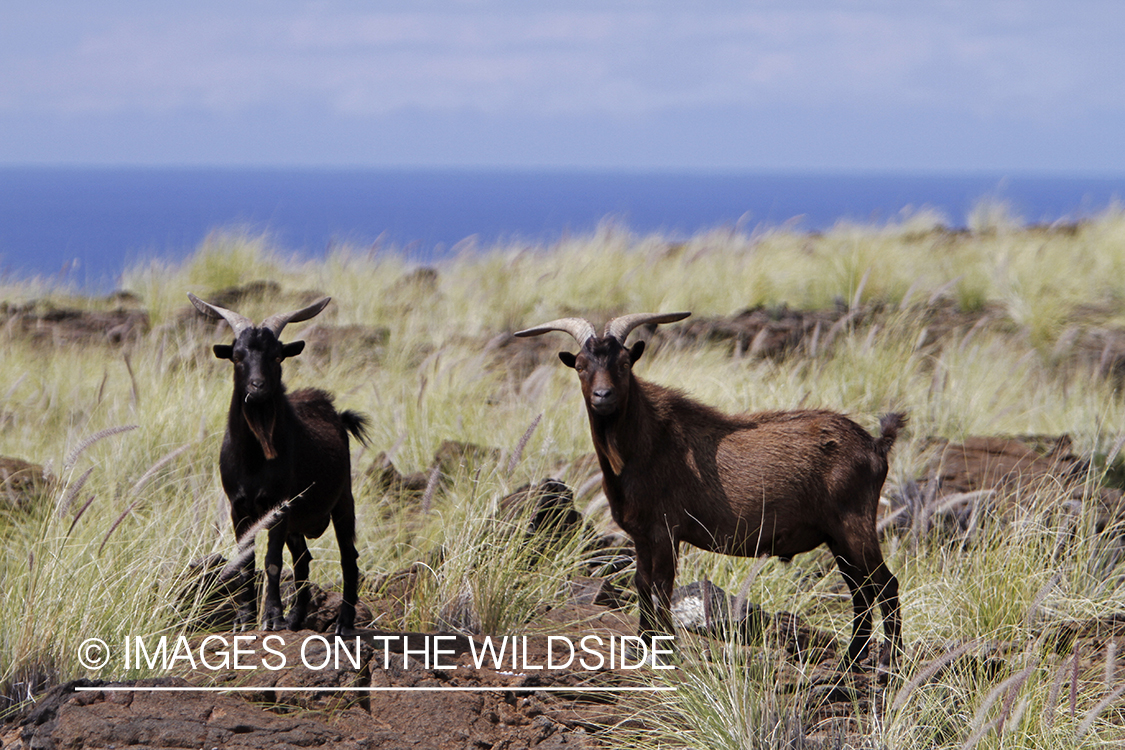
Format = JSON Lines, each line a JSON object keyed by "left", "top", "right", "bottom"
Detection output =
{"left": 285, "top": 612, "right": 306, "bottom": 631}
{"left": 875, "top": 657, "right": 897, "bottom": 686}
{"left": 843, "top": 648, "right": 871, "bottom": 674}
{"left": 335, "top": 605, "right": 356, "bottom": 636}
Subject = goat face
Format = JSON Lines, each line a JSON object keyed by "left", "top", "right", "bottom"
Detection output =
{"left": 559, "top": 337, "right": 646, "bottom": 417}
{"left": 214, "top": 328, "right": 305, "bottom": 404}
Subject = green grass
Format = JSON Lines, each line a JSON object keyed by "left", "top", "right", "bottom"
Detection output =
{"left": 3, "top": 209, "right": 1125, "bottom": 744}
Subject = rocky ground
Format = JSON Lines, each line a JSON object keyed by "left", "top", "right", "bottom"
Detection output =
{"left": 5, "top": 601, "right": 1125, "bottom": 749}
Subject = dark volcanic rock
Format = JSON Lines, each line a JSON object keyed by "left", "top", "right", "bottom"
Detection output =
{"left": 655, "top": 303, "right": 859, "bottom": 359}
{"left": 0, "top": 301, "right": 148, "bottom": 345}
{"left": 0, "top": 456, "right": 53, "bottom": 515}
{"left": 499, "top": 478, "right": 584, "bottom": 539}
{"left": 485, "top": 332, "right": 559, "bottom": 381}
{"left": 432, "top": 439, "right": 501, "bottom": 474}
{"left": 771, "top": 611, "right": 837, "bottom": 663}
{"left": 365, "top": 451, "right": 431, "bottom": 499}
{"left": 8, "top": 677, "right": 356, "bottom": 750}
{"left": 299, "top": 323, "right": 390, "bottom": 362}
{"left": 569, "top": 576, "right": 628, "bottom": 609}
{"left": 366, "top": 441, "right": 503, "bottom": 504}
{"left": 887, "top": 434, "right": 1125, "bottom": 539}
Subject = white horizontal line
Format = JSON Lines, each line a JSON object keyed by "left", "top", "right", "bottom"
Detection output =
{"left": 75, "top": 686, "right": 676, "bottom": 693}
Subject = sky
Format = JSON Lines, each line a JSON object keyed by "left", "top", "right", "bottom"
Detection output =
{"left": 1, "top": 1, "right": 1123, "bottom": 172}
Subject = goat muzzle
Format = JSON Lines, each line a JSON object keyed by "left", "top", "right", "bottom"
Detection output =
{"left": 589, "top": 389, "right": 619, "bottom": 415}
{"left": 244, "top": 383, "right": 272, "bottom": 404}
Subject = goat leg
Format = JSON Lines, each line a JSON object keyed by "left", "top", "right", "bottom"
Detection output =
{"left": 231, "top": 513, "right": 258, "bottom": 631}
{"left": 263, "top": 525, "right": 288, "bottom": 631}
{"left": 633, "top": 537, "right": 678, "bottom": 640}
{"left": 831, "top": 547, "right": 877, "bottom": 670}
{"left": 647, "top": 538, "right": 679, "bottom": 665}
{"left": 332, "top": 498, "right": 360, "bottom": 634}
{"left": 285, "top": 534, "right": 312, "bottom": 630}
{"left": 649, "top": 537, "right": 678, "bottom": 635}
{"left": 234, "top": 563, "right": 257, "bottom": 632}
{"left": 633, "top": 540, "right": 659, "bottom": 640}
{"left": 628, "top": 538, "right": 678, "bottom": 666}
{"left": 874, "top": 561, "right": 903, "bottom": 678}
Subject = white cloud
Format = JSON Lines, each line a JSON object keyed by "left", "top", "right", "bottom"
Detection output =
{"left": 1, "top": 2, "right": 1122, "bottom": 123}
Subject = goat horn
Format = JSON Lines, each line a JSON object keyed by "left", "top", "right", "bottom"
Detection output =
{"left": 514, "top": 317, "right": 597, "bottom": 348}
{"left": 604, "top": 312, "right": 691, "bottom": 343}
{"left": 187, "top": 293, "right": 254, "bottom": 337}
{"left": 261, "top": 297, "right": 332, "bottom": 337}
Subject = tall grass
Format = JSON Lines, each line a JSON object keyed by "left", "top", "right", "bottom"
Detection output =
{"left": 3, "top": 210, "right": 1125, "bottom": 744}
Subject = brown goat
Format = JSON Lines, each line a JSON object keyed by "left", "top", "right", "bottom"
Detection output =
{"left": 515, "top": 312, "right": 905, "bottom": 670}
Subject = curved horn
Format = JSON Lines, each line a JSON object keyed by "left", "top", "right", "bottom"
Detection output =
{"left": 261, "top": 297, "right": 332, "bottom": 337}
{"left": 187, "top": 293, "right": 253, "bottom": 337}
{"left": 514, "top": 317, "right": 597, "bottom": 348}
{"left": 604, "top": 312, "right": 691, "bottom": 343}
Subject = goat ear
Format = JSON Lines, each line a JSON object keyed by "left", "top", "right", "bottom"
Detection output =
{"left": 558, "top": 351, "right": 577, "bottom": 369}
{"left": 213, "top": 344, "right": 233, "bottom": 360}
{"left": 629, "top": 340, "right": 646, "bottom": 364}
{"left": 281, "top": 341, "right": 306, "bottom": 359}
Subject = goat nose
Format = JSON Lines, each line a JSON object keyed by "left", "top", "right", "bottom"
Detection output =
{"left": 593, "top": 388, "right": 613, "bottom": 400}
{"left": 249, "top": 378, "right": 266, "bottom": 390}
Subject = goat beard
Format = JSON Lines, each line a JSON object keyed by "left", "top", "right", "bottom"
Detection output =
{"left": 243, "top": 404, "right": 279, "bottom": 460}
{"left": 593, "top": 427, "right": 626, "bottom": 475}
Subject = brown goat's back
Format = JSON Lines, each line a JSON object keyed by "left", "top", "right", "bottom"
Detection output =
{"left": 635, "top": 400, "right": 890, "bottom": 560}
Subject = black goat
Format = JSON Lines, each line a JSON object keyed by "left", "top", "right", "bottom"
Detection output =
{"left": 189, "top": 293, "right": 369, "bottom": 633}
{"left": 516, "top": 312, "right": 905, "bottom": 670}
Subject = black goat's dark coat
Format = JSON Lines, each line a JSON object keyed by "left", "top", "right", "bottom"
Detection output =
{"left": 191, "top": 296, "right": 369, "bottom": 634}
{"left": 221, "top": 383, "right": 367, "bottom": 632}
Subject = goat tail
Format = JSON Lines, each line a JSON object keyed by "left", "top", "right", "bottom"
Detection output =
{"left": 341, "top": 409, "right": 372, "bottom": 447}
{"left": 875, "top": 412, "right": 908, "bottom": 458}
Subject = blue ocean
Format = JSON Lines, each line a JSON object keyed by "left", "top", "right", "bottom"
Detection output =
{"left": 1, "top": 167, "right": 1123, "bottom": 290}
